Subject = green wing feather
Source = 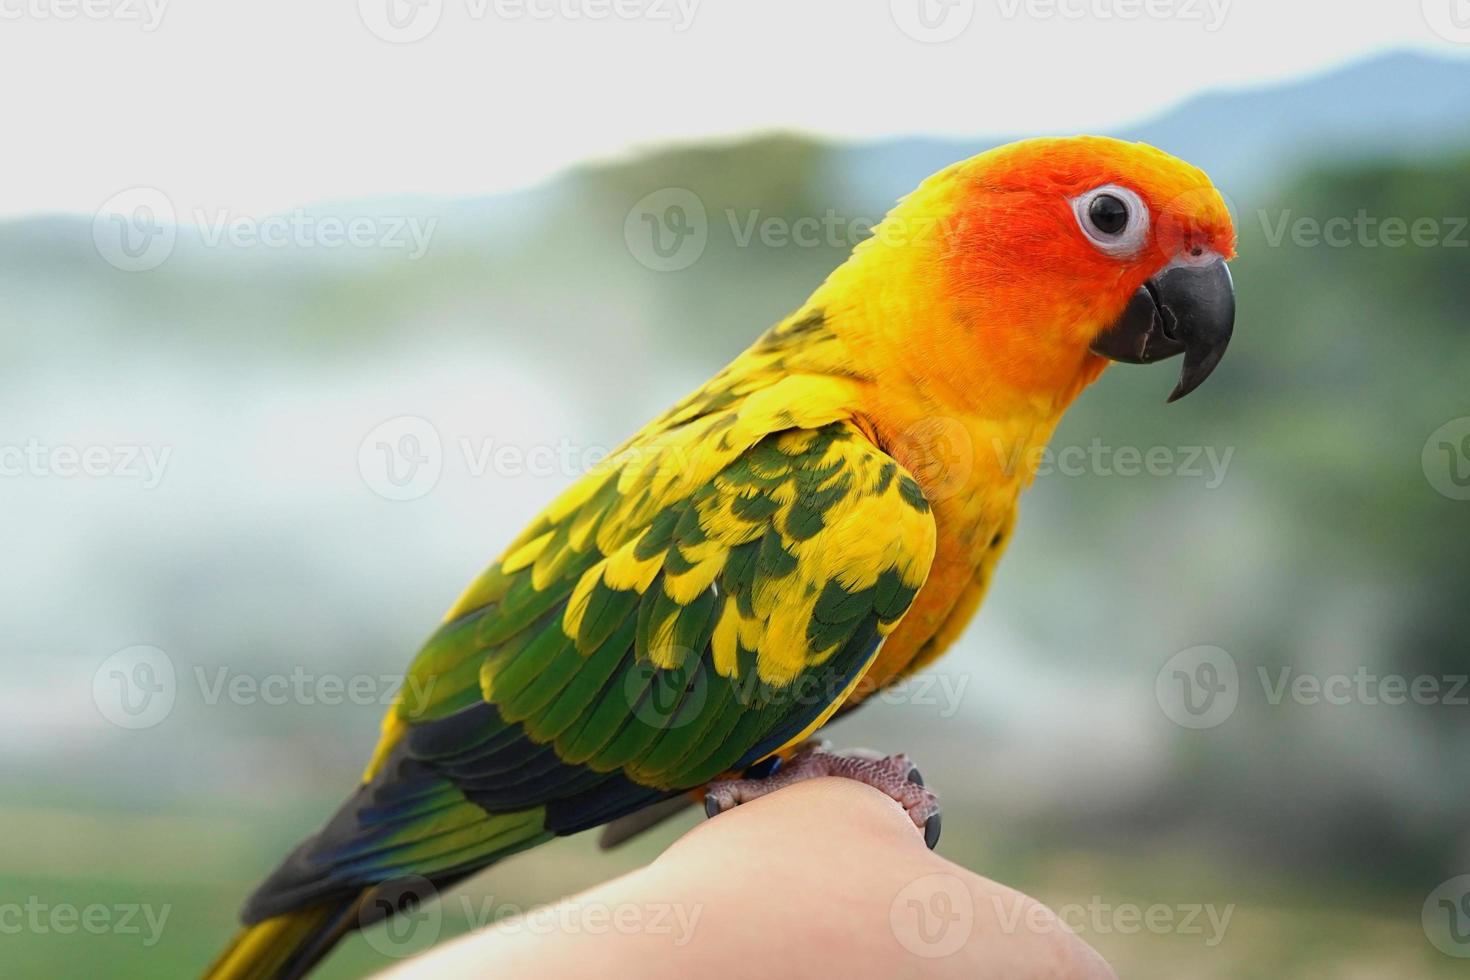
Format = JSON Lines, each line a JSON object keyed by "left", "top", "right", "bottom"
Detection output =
{"left": 401, "top": 417, "right": 936, "bottom": 782}
{"left": 242, "top": 395, "right": 936, "bottom": 922}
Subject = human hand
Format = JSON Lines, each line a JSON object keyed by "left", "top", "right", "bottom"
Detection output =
{"left": 381, "top": 776, "right": 1116, "bottom": 979}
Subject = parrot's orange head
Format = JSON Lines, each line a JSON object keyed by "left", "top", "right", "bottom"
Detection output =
{"left": 849, "top": 136, "right": 1238, "bottom": 409}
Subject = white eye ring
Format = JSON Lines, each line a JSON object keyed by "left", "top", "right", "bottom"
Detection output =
{"left": 1071, "top": 184, "right": 1150, "bottom": 258}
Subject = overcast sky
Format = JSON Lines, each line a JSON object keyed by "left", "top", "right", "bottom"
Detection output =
{"left": 2, "top": 1, "right": 1466, "bottom": 219}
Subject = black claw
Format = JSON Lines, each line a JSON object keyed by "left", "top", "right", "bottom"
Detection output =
{"left": 923, "top": 813, "right": 941, "bottom": 849}
{"left": 907, "top": 767, "right": 924, "bottom": 788}
{"left": 704, "top": 795, "right": 722, "bottom": 819}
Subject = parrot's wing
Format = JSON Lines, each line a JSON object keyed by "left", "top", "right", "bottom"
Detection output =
{"left": 243, "top": 417, "right": 936, "bottom": 920}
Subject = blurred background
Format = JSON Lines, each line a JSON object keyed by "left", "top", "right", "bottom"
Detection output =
{"left": 4, "top": 4, "right": 1470, "bottom": 978}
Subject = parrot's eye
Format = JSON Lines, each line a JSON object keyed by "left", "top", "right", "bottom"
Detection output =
{"left": 1071, "top": 185, "right": 1150, "bottom": 257}
{"left": 1088, "top": 195, "right": 1128, "bottom": 235}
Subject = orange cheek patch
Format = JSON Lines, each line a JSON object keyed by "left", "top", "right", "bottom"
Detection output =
{"left": 941, "top": 188, "right": 1147, "bottom": 347}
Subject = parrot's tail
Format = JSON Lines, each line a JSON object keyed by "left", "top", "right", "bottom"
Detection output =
{"left": 200, "top": 778, "right": 556, "bottom": 980}
{"left": 203, "top": 895, "right": 364, "bottom": 980}
{"left": 202, "top": 701, "right": 608, "bottom": 979}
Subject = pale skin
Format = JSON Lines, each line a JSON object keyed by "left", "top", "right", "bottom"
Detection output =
{"left": 379, "top": 777, "right": 1117, "bottom": 980}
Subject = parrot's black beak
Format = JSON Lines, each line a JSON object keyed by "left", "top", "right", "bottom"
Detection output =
{"left": 1089, "top": 259, "right": 1235, "bottom": 402}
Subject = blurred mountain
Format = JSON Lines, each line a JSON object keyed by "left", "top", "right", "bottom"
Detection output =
{"left": 834, "top": 49, "right": 1470, "bottom": 207}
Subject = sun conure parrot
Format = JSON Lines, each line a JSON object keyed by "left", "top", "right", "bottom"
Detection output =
{"left": 205, "top": 135, "right": 1237, "bottom": 979}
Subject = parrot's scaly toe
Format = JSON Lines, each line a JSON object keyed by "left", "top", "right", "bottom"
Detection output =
{"left": 703, "top": 742, "right": 941, "bottom": 849}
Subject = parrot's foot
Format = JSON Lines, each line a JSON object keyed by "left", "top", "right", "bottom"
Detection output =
{"left": 703, "top": 741, "right": 941, "bottom": 848}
